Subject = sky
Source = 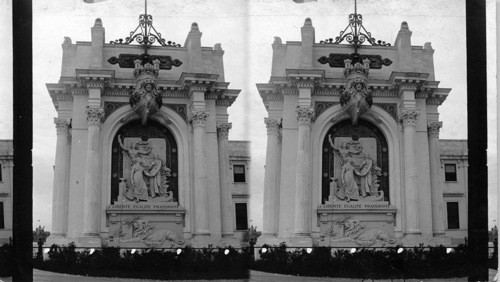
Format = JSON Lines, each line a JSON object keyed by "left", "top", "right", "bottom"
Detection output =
{"left": 0, "top": 0, "right": 496, "bottom": 231}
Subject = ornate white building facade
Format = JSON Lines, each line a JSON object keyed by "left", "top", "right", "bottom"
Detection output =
{"left": 257, "top": 17, "right": 459, "bottom": 247}
{"left": 47, "top": 15, "right": 242, "bottom": 248}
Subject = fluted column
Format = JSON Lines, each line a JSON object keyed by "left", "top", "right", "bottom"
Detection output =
{"left": 217, "top": 122, "right": 234, "bottom": 236}
{"left": 294, "top": 107, "right": 314, "bottom": 236}
{"left": 262, "top": 118, "right": 281, "bottom": 236}
{"left": 190, "top": 110, "right": 210, "bottom": 236}
{"left": 428, "top": 121, "right": 446, "bottom": 236}
{"left": 82, "top": 107, "right": 104, "bottom": 237}
{"left": 400, "top": 109, "right": 420, "bottom": 234}
{"left": 51, "top": 118, "right": 71, "bottom": 236}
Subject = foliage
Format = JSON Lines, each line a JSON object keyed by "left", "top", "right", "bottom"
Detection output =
{"left": 252, "top": 243, "right": 470, "bottom": 279}
{"left": 34, "top": 244, "right": 251, "bottom": 280}
{"left": 0, "top": 243, "right": 14, "bottom": 277}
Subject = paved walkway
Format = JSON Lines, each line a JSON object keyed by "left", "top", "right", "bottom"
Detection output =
{"left": 0, "top": 269, "right": 496, "bottom": 282}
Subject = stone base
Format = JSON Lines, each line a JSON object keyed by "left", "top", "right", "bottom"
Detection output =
{"left": 255, "top": 235, "right": 286, "bottom": 248}
{"left": 45, "top": 235, "right": 73, "bottom": 247}
{"left": 79, "top": 236, "right": 102, "bottom": 247}
{"left": 190, "top": 236, "right": 220, "bottom": 248}
{"left": 219, "top": 236, "right": 242, "bottom": 248}
{"left": 401, "top": 233, "right": 453, "bottom": 247}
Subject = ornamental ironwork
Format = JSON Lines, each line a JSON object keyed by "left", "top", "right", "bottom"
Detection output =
{"left": 109, "top": 0, "right": 180, "bottom": 51}
{"left": 319, "top": 0, "right": 390, "bottom": 52}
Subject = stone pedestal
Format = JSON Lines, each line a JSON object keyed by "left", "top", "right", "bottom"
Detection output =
{"left": 106, "top": 202, "right": 186, "bottom": 248}
{"left": 316, "top": 202, "right": 397, "bottom": 247}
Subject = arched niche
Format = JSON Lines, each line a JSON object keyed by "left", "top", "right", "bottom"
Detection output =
{"left": 110, "top": 120, "right": 179, "bottom": 204}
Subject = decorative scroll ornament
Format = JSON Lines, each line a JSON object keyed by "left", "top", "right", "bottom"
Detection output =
{"left": 318, "top": 53, "right": 392, "bottom": 69}
{"left": 264, "top": 118, "right": 281, "bottom": 135}
{"left": 399, "top": 109, "right": 420, "bottom": 127}
{"left": 319, "top": 0, "right": 390, "bottom": 51}
{"left": 216, "top": 122, "right": 232, "bottom": 139}
{"left": 113, "top": 217, "right": 184, "bottom": 247}
{"left": 108, "top": 53, "right": 182, "bottom": 70}
{"left": 295, "top": 107, "right": 315, "bottom": 126}
{"left": 109, "top": 1, "right": 180, "bottom": 49}
{"left": 331, "top": 59, "right": 380, "bottom": 125}
{"left": 189, "top": 111, "right": 210, "bottom": 127}
{"left": 120, "top": 59, "right": 171, "bottom": 126}
{"left": 427, "top": 121, "right": 443, "bottom": 138}
{"left": 85, "top": 107, "right": 105, "bottom": 126}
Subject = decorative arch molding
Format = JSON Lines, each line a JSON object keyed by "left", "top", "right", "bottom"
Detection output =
{"left": 310, "top": 104, "right": 402, "bottom": 233}
{"left": 99, "top": 106, "right": 191, "bottom": 234}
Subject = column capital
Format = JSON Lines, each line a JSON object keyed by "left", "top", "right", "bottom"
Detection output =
{"left": 295, "top": 106, "right": 315, "bottom": 126}
{"left": 189, "top": 110, "right": 210, "bottom": 127}
{"left": 85, "top": 107, "right": 104, "bottom": 126}
{"left": 427, "top": 121, "right": 443, "bottom": 138}
{"left": 398, "top": 108, "right": 419, "bottom": 127}
{"left": 264, "top": 118, "right": 281, "bottom": 135}
{"left": 216, "top": 122, "right": 232, "bottom": 139}
{"left": 54, "top": 118, "right": 71, "bottom": 134}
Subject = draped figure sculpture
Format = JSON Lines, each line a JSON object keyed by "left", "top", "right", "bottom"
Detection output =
{"left": 328, "top": 134, "right": 383, "bottom": 201}
{"left": 118, "top": 135, "right": 172, "bottom": 202}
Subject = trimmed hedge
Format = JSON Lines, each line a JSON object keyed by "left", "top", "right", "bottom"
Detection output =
{"left": 252, "top": 243, "right": 470, "bottom": 279}
{"left": 34, "top": 243, "right": 251, "bottom": 280}
{"left": 0, "top": 243, "right": 14, "bottom": 277}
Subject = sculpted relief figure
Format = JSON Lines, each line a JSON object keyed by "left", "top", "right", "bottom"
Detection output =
{"left": 118, "top": 135, "right": 172, "bottom": 202}
{"left": 334, "top": 219, "right": 395, "bottom": 246}
{"left": 328, "top": 134, "right": 383, "bottom": 201}
{"left": 112, "top": 217, "right": 184, "bottom": 247}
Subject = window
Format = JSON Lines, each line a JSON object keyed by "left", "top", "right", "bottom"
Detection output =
{"left": 444, "top": 164, "right": 457, "bottom": 182}
{"left": 446, "top": 202, "right": 459, "bottom": 229}
{"left": 0, "top": 163, "right": 2, "bottom": 182}
{"left": 0, "top": 202, "right": 4, "bottom": 229}
{"left": 235, "top": 203, "right": 248, "bottom": 231}
{"left": 233, "top": 165, "right": 246, "bottom": 183}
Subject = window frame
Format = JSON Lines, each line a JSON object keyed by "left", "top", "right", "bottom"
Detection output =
{"left": 444, "top": 163, "right": 457, "bottom": 182}
{"left": 232, "top": 164, "right": 246, "bottom": 183}
{"left": 446, "top": 201, "right": 460, "bottom": 230}
{"left": 234, "top": 202, "right": 248, "bottom": 231}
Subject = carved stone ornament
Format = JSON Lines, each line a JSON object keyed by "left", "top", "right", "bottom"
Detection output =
{"left": 117, "top": 136, "right": 173, "bottom": 203}
{"left": 120, "top": 58, "right": 172, "bottom": 126}
{"left": 54, "top": 118, "right": 70, "bottom": 134}
{"left": 327, "top": 135, "right": 383, "bottom": 202}
{"left": 318, "top": 53, "right": 392, "bottom": 69}
{"left": 322, "top": 216, "right": 396, "bottom": 246}
{"left": 295, "top": 107, "right": 315, "bottom": 126}
{"left": 427, "top": 121, "right": 442, "bottom": 138}
{"left": 189, "top": 110, "right": 210, "bottom": 127}
{"left": 85, "top": 107, "right": 105, "bottom": 126}
{"left": 108, "top": 53, "right": 182, "bottom": 70}
{"left": 112, "top": 217, "right": 184, "bottom": 247}
{"left": 399, "top": 109, "right": 420, "bottom": 127}
{"left": 216, "top": 122, "right": 232, "bottom": 139}
{"left": 331, "top": 59, "right": 380, "bottom": 126}
{"left": 264, "top": 118, "right": 281, "bottom": 135}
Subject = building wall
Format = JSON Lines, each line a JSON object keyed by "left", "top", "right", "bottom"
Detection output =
{"left": 440, "top": 140, "right": 468, "bottom": 244}
{"left": 229, "top": 141, "right": 250, "bottom": 237}
{"left": 0, "top": 140, "right": 13, "bottom": 244}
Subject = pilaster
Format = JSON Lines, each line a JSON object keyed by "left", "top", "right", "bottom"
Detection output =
{"left": 293, "top": 106, "right": 314, "bottom": 238}
{"left": 399, "top": 108, "right": 421, "bottom": 236}
{"left": 217, "top": 122, "right": 234, "bottom": 237}
{"left": 51, "top": 118, "right": 71, "bottom": 237}
{"left": 427, "top": 121, "right": 446, "bottom": 236}
{"left": 262, "top": 118, "right": 281, "bottom": 236}
{"left": 82, "top": 107, "right": 104, "bottom": 245}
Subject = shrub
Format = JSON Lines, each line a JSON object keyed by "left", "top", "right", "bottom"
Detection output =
{"left": 35, "top": 244, "right": 250, "bottom": 280}
{"left": 0, "top": 243, "right": 14, "bottom": 277}
{"left": 252, "top": 243, "right": 469, "bottom": 279}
